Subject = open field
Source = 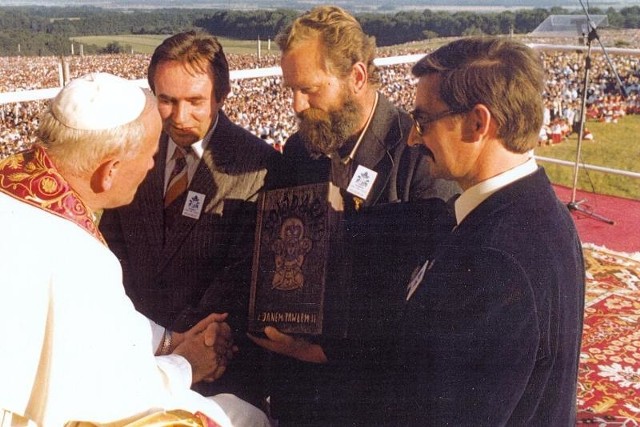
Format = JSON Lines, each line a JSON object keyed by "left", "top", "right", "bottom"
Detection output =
{"left": 70, "top": 35, "right": 168, "bottom": 54}
{"left": 71, "top": 35, "right": 275, "bottom": 55}
{"left": 534, "top": 115, "right": 640, "bottom": 200}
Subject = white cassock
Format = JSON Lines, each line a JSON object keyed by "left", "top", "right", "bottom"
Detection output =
{"left": 0, "top": 192, "right": 231, "bottom": 426}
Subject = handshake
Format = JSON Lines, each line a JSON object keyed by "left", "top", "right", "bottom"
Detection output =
{"left": 161, "top": 313, "right": 237, "bottom": 384}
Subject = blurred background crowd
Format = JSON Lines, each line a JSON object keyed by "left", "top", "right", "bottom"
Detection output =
{"left": 1, "top": 45, "right": 639, "bottom": 158}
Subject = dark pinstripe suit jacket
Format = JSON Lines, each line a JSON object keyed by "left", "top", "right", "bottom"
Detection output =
{"left": 99, "top": 111, "right": 281, "bottom": 403}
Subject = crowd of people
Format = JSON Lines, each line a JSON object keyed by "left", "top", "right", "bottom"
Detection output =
{"left": 1, "top": 43, "right": 639, "bottom": 158}
{"left": 537, "top": 47, "right": 640, "bottom": 145}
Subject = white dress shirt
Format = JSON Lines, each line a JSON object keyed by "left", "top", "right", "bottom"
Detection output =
{"left": 164, "top": 115, "right": 219, "bottom": 194}
{"left": 454, "top": 158, "right": 538, "bottom": 225}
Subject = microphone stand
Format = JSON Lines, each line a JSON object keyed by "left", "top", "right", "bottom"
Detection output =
{"left": 566, "top": 1, "right": 623, "bottom": 225}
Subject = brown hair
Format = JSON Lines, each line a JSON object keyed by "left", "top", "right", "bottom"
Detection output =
{"left": 412, "top": 37, "right": 544, "bottom": 153}
{"left": 276, "top": 5, "right": 380, "bottom": 86}
{"left": 147, "top": 30, "right": 230, "bottom": 102}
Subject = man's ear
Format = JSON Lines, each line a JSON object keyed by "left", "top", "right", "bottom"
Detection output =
{"left": 351, "top": 62, "right": 368, "bottom": 94}
{"left": 468, "top": 104, "right": 492, "bottom": 140}
{"left": 90, "top": 158, "right": 119, "bottom": 193}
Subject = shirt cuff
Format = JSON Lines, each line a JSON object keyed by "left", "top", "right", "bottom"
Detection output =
{"left": 155, "top": 354, "right": 192, "bottom": 390}
{"left": 149, "top": 319, "right": 165, "bottom": 352}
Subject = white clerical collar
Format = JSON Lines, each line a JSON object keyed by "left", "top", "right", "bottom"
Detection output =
{"left": 454, "top": 157, "right": 538, "bottom": 225}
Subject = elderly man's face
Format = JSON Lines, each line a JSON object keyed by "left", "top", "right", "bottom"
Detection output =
{"left": 153, "top": 60, "right": 222, "bottom": 147}
{"left": 108, "top": 104, "right": 162, "bottom": 208}
{"left": 281, "top": 37, "right": 362, "bottom": 156}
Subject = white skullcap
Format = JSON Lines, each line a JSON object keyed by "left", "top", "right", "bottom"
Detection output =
{"left": 51, "top": 72, "right": 146, "bottom": 131}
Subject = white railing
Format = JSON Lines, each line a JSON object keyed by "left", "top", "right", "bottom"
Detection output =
{"left": 534, "top": 156, "right": 640, "bottom": 180}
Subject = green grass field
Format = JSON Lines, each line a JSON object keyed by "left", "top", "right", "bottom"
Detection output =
{"left": 534, "top": 115, "right": 640, "bottom": 200}
{"left": 70, "top": 35, "right": 274, "bottom": 55}
{"left": 70, "top": 34, "right": 168, "bottom": 53}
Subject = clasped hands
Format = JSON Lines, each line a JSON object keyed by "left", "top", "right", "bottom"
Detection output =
{"left": 163, "top": 316, "right": 329, "bottom": 384}
{"left": 248, "top": 326, "right": 328, "bottom": 364}
{"left": 171, "top": 313, "right": 237, "bottom": 384}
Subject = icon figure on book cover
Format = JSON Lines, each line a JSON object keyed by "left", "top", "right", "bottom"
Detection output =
{"left": 271, "top": 216, "right": 312, "bottom": 291}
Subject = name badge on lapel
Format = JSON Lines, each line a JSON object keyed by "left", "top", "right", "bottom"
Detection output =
{"left": 347, "top": 165, "right": 378, "bottom": 200}
{"left": 181, "top": 191, "right": 205, "bottom": 220}
{"left": 406, "top": 259, "right": 432, "bottom": 301}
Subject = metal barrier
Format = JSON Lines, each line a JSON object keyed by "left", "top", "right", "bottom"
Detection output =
{"left": 534, "top": 156, "right": 640, "bottom": 180}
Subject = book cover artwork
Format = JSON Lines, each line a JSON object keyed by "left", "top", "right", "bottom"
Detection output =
{"left": 249, "top": 182, "right": 348, "bottom": 336}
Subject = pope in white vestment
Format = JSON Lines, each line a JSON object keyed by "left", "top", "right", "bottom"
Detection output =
{"left": 0, "top": 73, "right": 267, "bottom": 427}
{"left": 0, "top": 147, "right": 232, "bottom": 426}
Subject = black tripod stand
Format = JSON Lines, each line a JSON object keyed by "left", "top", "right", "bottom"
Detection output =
{"left": 566, "top": 2, "right": 624, "bottom": 225}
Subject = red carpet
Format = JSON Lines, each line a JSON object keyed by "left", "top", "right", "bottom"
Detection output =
{"left": 552, "top": 186, "right": 640, "bottom": 423}
{"left": 553, "top": 185, "right": 640, "bottom": 254}
{"left": 576, "top": 245, "right": 640, "bottom": 425}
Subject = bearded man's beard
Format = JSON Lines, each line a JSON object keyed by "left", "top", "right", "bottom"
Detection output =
{"left": 296, "top": 94, "right": 362, "bottom": 158}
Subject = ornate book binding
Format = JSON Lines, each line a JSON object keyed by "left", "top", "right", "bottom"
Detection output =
{"left": 249, "top": 182, "right": 350, "bottom": 337}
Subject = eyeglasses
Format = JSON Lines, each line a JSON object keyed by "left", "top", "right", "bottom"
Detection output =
{"left": 409, "top": 108, "right": 468, "bottom": 136}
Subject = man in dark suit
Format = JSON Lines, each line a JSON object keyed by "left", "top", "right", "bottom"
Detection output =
{"left": 99, "top": 31, "right": 280, "bottom": 415}
{"left": 400, "top": 37, "right": 585, "bottom": 425}
{"left": 249, "top": 6, "right": 459, "bottom": 426}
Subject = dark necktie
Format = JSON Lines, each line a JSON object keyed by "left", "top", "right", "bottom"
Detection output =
{"left": 164, "top": 147, "right": 189, "bottom": 208}
{"left": 164, "top": 147, "right": 190, "bottom": 231}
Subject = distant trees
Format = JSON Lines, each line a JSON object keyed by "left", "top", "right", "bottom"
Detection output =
{"left": 357, "top": 8, "right": 545, "bottom": 44}
{"left": 100, "top": 41, "right": 131, "bottom": 54}
{"left": 0, "top": 30, "right": 72, "bottom": 56}
{"left": 0, "top": 5, "right": 639, "bottom": 56}
{"left": 194, "top": 9, "right": 297, "bottom": 41}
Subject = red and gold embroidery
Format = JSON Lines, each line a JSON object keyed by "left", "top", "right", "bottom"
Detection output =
{"left": 0, "top": 145, "right": 105, "bottom": 244}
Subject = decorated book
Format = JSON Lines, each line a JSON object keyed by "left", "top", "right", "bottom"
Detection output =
{"left": 248, "top": 182, "right": 350, "bottom": 336}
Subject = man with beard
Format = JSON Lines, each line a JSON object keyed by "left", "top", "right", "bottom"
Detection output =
{"left": 268, "top": 6, "right": 457, "bottom": 206}
{"left": 250, "top": 6, "right": 459, "bottom": 426}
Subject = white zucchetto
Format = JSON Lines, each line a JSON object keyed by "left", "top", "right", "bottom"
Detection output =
{"left": 51, "top": 72, "right": 146, "bottom": 131}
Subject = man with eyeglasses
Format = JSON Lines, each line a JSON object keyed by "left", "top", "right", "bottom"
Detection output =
{"left": 250, "top": 6, "right": 459, "bottom": 426}
{"left": 409, "top": 108, "right": 471, "bottom": 137}
{"left": 401, "top": 37, "right": 585, "bottom": 425}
